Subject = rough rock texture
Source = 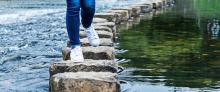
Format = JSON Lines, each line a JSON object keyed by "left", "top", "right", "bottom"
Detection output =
{"left": 93, "top": 18, "right": 108, "bottom": 23}
{"left": 94, "top": 22, "right": 116, "bottom": 32}
{"left": 62, "top": 46, "right": 115, "bottom": 60}
{"left": 132, "top": 4, "right": 152, "bottom": 13}
{"left": 49, "top": 60, "right": 117, "bottom": 76}
{"left": 50, "top": 72, "right": 120, "bottom": 92}
{"left": 82, "top": 46, "right": 115, "bottom": 60}
{"left": 62, "top": 47, "right": 71, "bottom": 61}
{"left": 80, "top": 31, "right": 113, "bottom": 39}
{"left": 107, "top": 10, "right": 129, "bottom": 22}
{"left": 93, "top": 26, "right": 113, "bottom": 32}
{"left": 94, "top": 13, "right": 121, "bottom": 24}
{"left": 94, "top": 22, "right": 117, "bottom": 37}
{"left": 111, "top": 7, "right": 132, "bottom": 18}
{"left": 130, "top": 6, "right": 141, "bottom": 17}
{"left": 81, "top": 38, "right": 113, "bottom": 47}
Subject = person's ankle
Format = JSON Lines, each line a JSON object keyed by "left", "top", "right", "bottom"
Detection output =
{"left": 71, "top": 44, "right": 80, "bottom": 49}
{"left": 85, "top": 25, "right": 93, "bottom": 31}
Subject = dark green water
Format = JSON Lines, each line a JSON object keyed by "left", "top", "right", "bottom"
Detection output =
{"left": 117, "top": 0, "right": 220, "bottom": 92}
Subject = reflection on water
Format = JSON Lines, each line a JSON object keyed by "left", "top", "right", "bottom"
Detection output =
{"left": 117, "top": 0, "right": 220, "bottom": 92}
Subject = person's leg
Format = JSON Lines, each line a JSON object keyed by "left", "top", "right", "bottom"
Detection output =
{"left": 66, "top": 0, "right": 84, "bottom": 62}
{"left": 80, "top": 0, "right": 100, "bottom": 47}
{"left": 80, "top": 0, "right": 96, "bottom": 28}
{"left": 66, "top": 0, "right": 81, "bottom": 48}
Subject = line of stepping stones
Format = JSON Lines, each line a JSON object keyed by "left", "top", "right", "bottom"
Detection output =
{"left": 49, "top": 0, "right": 171, "bottom": 92}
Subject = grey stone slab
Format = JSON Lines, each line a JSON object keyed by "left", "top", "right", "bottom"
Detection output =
{"left": 82, "top": 46, "right": 115, "bottom": 60}
{"left": 49, "top": 59, "right": 118, "bottom": 76}
{"left": 50, "top": 72, "right": 120, "bottom": 92}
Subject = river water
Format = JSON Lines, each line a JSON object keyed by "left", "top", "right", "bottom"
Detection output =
{"left": 117, "top": 0, "right": 220, "bottom": 92}
{"left": 1, "top": 0, "right": 220, "bottom": 92}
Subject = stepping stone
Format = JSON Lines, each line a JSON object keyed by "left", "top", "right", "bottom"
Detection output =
{"left": 111, "top": 7, "right": 132, "bottom": 18}
{"left": 93, "top": 18, "right": 108, "bottom": 23}
{"left": 81, "top": 38, "right": 113, "bottom": 47}
{"left": 130, "top": 6, "right": 141, "bottom": 17}
{"left": 107, "top": 10, "right": 129, "bottom": 22}
{"left": 49, "top": 59, "right": 118, "bottom": 76}
{"left": 94, "top": 22, "right": 116, "bottom": 30}
{"left": 50, "top": 72, "right": 120, "bottom": 92}
{"left": 62, "top": 46, "right": 115, "bottom": 60}
{"left": 80, "top": 31, "right": 113, "bottom": 39}
{"left": 132, "top": 4, "right": 152, "bottom": 13}
{"left": 82, "top": 46, "right": 115, "bottom": 60}
{"left": 95, "top": 13, "right": 122, "bottom": 24}
{"left": 94, "top": 26, "right": 113, "bottom": 32}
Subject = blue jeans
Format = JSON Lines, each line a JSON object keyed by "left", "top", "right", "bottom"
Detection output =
{"left": 66, "top": 0, "right": 95, "bottom": 48}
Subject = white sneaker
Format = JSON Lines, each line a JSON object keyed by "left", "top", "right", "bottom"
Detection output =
{"left": 70, "top": 46, "right": 84, "bottom": 62}
{"left": 85, "top": 25, "right": 100, "bottom": 47}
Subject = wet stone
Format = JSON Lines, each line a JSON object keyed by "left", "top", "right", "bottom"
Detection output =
{"left": 81, "top": 38, "right": 113, "bottom": 47}
{"left": 49, "top": 59, "right": 118, "bottom": 76}
{"left": 50, "top": 72, "right": 120, "bottom": 92}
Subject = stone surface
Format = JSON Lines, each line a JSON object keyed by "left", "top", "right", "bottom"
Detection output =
{"left": 93, "top": 26, "right": 113, "bottom": 32}
{"left": 94, "top": 13, "right": 121, "bottom": 24}
{"left": 130, "top": 6, "right": 141, "bottom": 17}
{"left": 93, "top": 18, "right": 108, "bottom": 23}
{"left": 49, "top": 60, "right": 117, "bottom": 76}
{"left": 81, "top": 38, "right": 113, "bottom": 46}
{"left": 94, "top": 22, "right": 116, "bottom": 30}
{"left": 50, "top": 72, "right": 120, "bottom": 92}
{"left": 111, "top": 7, "right": 132, "bottom": 18}
{"left": 80, "top": 31, "right": 113, "bottom": 39}
{"left": 62, "top": 47, "right": 71, "bottom": 61}
{"left": 82, "top": 46, "right": 115, "bottom": 60}
{"left": 107, "top": 10, "right": 129, "bottom": 22}
{"left": 132, "top": 4, "right": 152, "bottom": 13}
{"left": 62, "top": 46, "right": 115, "bottom": 60}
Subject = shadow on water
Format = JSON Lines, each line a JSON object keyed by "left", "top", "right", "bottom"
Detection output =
{"left": 117, "top": 0, "right": 220, "bottom": 92}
